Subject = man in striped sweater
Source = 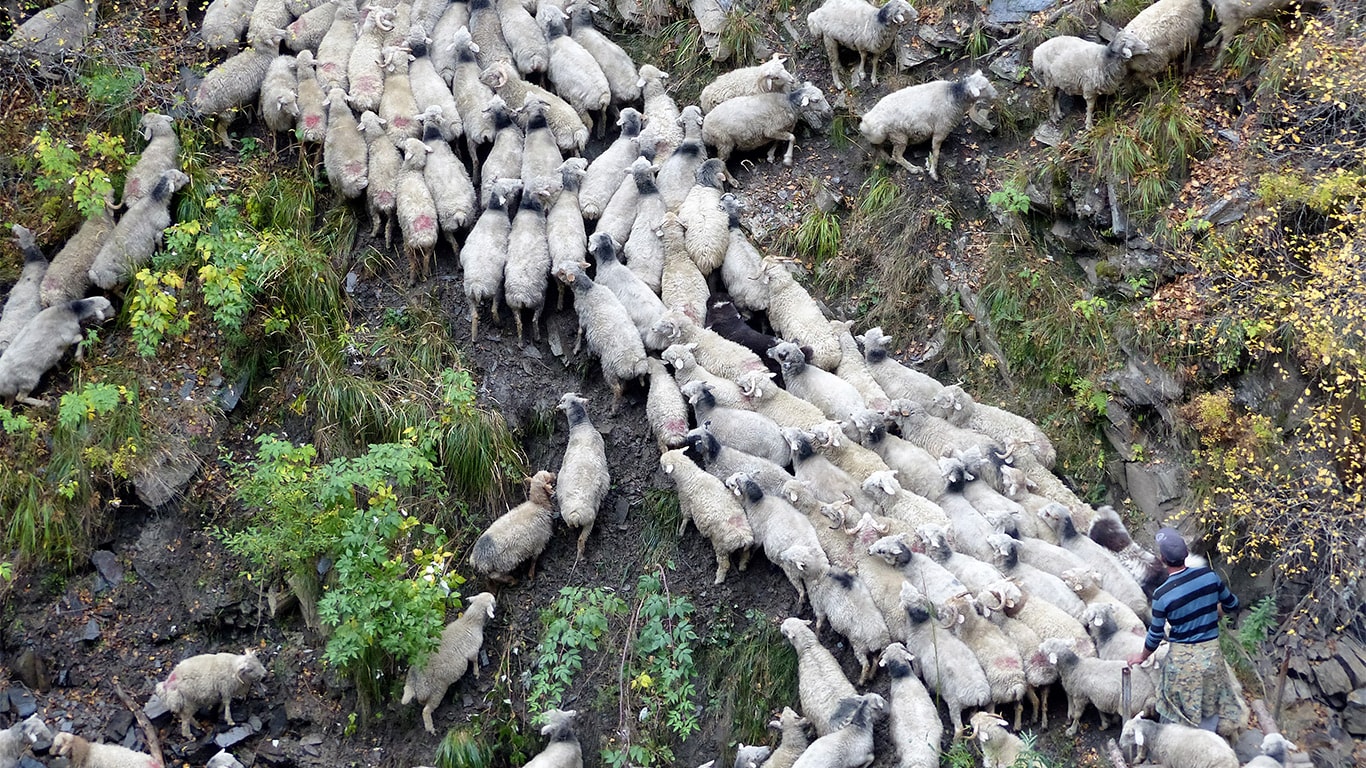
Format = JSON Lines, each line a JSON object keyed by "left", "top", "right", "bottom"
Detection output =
{"left": 1128, "top": 527, "right": 1247, "bottom": 740}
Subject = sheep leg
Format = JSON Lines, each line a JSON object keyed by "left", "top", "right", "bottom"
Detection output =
{"left": 765, "top": 131, "right": 797, "bottom": 167}
{"left": 1037, "top": 684, "right": 1050, "bottom": 730}
{"left": 17, "top": 394, "right": 50, "bottom": 408}
{"left": 422, "top": 704, "right": 436, "bottom": 735}
{"left": 180, "top": 715, "right": 195, "bottom": 739}
{"left": 822, "top": 36, "right": 845, "bottom": 91}
{"left": 737, "top": 546, "right": 753, "bottom": 571}
{"left": 1013, "top": 699, "right": 1024, "bottom": 731}
{"left": 712, "top": 550, "right": 729, "bottom": 584}
{"left": 927, "top": 133, "right": 945, "bottom": 181}
{"left": 1064, "top": 696, "right": 1083, "bottom": 736}
{"left": 678, "top": 511, "right": 691, "bottom": 537}
{"left": 513, "top": 310, "right": 525, "bottom": 344}
{"left": 556, "top": 283, "right": 567, "bottom": 312}
{"left": 470, "top": 305, "right": 481, "bottom": 341}
{"left": 1084, "top": 94, "right": 1097, "bottom": 131}
{"left": 468, "top": 648, "right": 482, "bottom": 679}
{"left": 890, "top": 138, "right": 920, "bottom": 174}
{"left": 223, "top": 697, "right": 236, "bottom": 726}
{"left": 531, "top": 306, "right": 544, "bottom": 342}
{"left": 857, "top": 656, "right": 872, "bottom": 685}
{"left": 870, "top": 52, "right": 881, "bottom": 87}
{"left": 575, "top": 520, "right": 594, "bottom": 559}
{"left": 854, "top": 51, "right": 868, "bottom": 86}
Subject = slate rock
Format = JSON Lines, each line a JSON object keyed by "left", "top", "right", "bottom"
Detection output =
{"left": 1344, "top": 688, "right": 1366, "bottom": 736}
{"left": 11, "top": 649, "right": 50, "bottom": 692}
{"left": 81, "top": 619, "right": 102, "bottom": 643}
{"left": 90, "top": 550, "right": 123, "bottom": 592}
{"left": 215, "top": 723, "right": 258, "bottom": 749}
{"left": 1316, "top": 656, "right": 1355, "bottom": 698}
{"left": 107, "top": 708, "right": 134, "bottom": 742}
{"left": 9, "top": 687, "right": 37, "bottom": 717}
{"left": 144, "top": 693, "right": 170, "bottom": 720}
{"left": 255, "top": 738, "right": 295, "bottom": 766}
{"left": 18, "top": 757, "right": 47, "bottom": 768}
{"left": 132, "top": 439, "right": 200, "bottom": 509}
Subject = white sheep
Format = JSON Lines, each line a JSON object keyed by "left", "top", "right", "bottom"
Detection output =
{"left": 884, "top": 400, "right": 1005, "bottom": 480}
{"left": 322, "top": 87, "right": 368, "bottom": 199}
{"left": 522, "top": 95, "right": 565, "bottom": 188}
{"left": 462, "top": 178, "right": 521, "bottom": 338}
{"left": 876, "top": 643, "right": 941, "bottom": 768}
{"left": 702, "top": 82, "right": 833, "bottom": 169}
{"left": 1038, "top": 504, "right": 1150, "bottom": 621}
{"left": 0, "top": 714, "right": 53, "bottom": 768}
{"left": 315, "top": 0, "right": 359, "bottom": 91}
{"left": 555, "top": 263, "right": 649, "bottom": 411}
{"left": 861, "top": 470, "right": 950, "bottom": 530}
{"left": 789, "top": 693, "right": 885, "bottom": 768}
{"left": 524, "top": 709, "right": 582, "bottom": 768}
{"left": 409, "top": 56, "right": 464, "bottom": 141}
{"left": 1244, "top": 733, "right": 1299, "bottom": 768}
{"left": 1032, "top": 33, "right": 1149, "bottom": 129}
{"left": 555, "top": 392, "right": 609, "bottom": 558}
{"left": 155, "top": 649, "right": 267, "bottom": 738}
{"left": 1041, "top": 638, "right": 1156, "bottom": 735}
{"left": 968, "top": 712, "right": 1035, "bottom": 768}
{"left": 539, "top": 4, "right": 609, "bottom": 129}
{"left": 49, "top": 733, "right": 158, "bottom": 768}
{"left": 806, "top": 0, "right": 917, "bottom": 90}
{"left": 580, "top": 108, "right": 644, "bottom": 219}
{"left": 426, "top": 0, "right": 470, "bottom": 76}
{"left": 39, "top": 199, "right": 113, "bottom": 308}
{"left": 661, "top": 448, "right": 754, "bottom": 583}
{"left": 566, "top": 2, "right": 641, "bottom": 105}
{"left": 479, "top": 95, "right": 524, "bottom": 209}
{"left": 785, "top": 428, "right": 873, "bottom": 511}
{"left": 421, "top": 115, "right": 478, "bottom": 251}
{"left": 646, "top": 309, "right": 767, "bottom": 379}
{"left": 587, "top": 232, "right": 665, "bottom": 342}
{"left": 247, "top": 0, "right": 290, "bottom": 53}
{"left": 636, "top": 64, "right": 682, "bottom": 155}
{"left": 971, "top": 586, "right": 1058, "bottom": 729}
{"left": 1119, "top": 714, "right": 1239, "bottom": 768}
{"left": 496, "top": 0, "right": 549, "bottom": 75}
{"left": 898, "top": 582, "right": 992, "bottom": 735}
{"left": 1122, "top": 0, "right": 1205, "bottom": 81}
{"left": 763, "top": 264, "right": 841, "bottom": 370}
{"left": 470, "top": 470, "right": 558, "bottom": 582}
{"left": 762, "top": 708, "right": 809, "bottom": 768}
{"left": 914, "top": 523, "right": 1004, "bottom": 592}
{"left": 623, "top": 163, "right": 667, "bottom": 292}
{"left": 714, "top": 197, "right": 767, "bottom": 313}
{"left": 1062, "top": 568, "right": 1147, "bottom": 638}
{"left": 647, "top": 358, "right": 689, "bottom": 452}
{"left": 294, "top": 51, "right": 328, "bottom": 146}
{"left": 378, "top": 46, "right": 421, "bottom": 141}
{"left": 345, "top": 6, "right": 395, "bottom": 113}
{"left": 194, "top": 28, "right": 288, "bottom": 144}
{"left": 120, "top": 113, "right": 180, "bottom": 207}
{"left": 205, "top": 750, "right": 245, "bottom": 768}
{"left": 200, "top": 0, "right": 256, "bottom": 54}
{"left": 469, "top": 0, "right": 514, "bottom": 69}
{"left": 725, "top": 472, "right": 822, "bottom": 601}
{"left": 929, "top": 384, "right": 1055, "bottom": 469}
{"left": 944, "top": 594, "right": 1029, "bottom": 729}
{"left": 855, "top": 326, "right": 943, "bottom": 404}
{"left": 87, "top": 169, "right": 188, "bottom": 290}
{"left": 662, "top": 344, "right": 746, "bottom": 407}
{"left": 284, "top": 0, "right": 337, "bottom": 52}
{"left": 0, "top": 296, "right": 112, "bottom": 406}
{"left": 677, "top": 158, "right": 730, "bottom": 275}
{"left": 395, "top": 137, "right": 440, "bottom": 286}
{"left": 660, "top": 212, "right": 710, "bottom": 324}
{"left": 503, "top": 181, "right": 554, "bottom": 344}
{"left": 593, "top": 155, "right": 647, "bottom": 247}
{"left": 983, "top": 536, "right": 1089, "bottom": 618}
{"left": 769, "top": 341, "right": 866, "bottom": 423}
{"left": 779, "top": 617, "right": 859, "bottom": 737}
{"left": 0, "top": 226, "right": 48, "bottom": 355}
{"left": 547, "top": 158, "right": 589, "bottom": 309}
{"left": 402, "top": 592, "right": 497, "bottom": 734}
{"left": 734, "top": 369, "right": 828, "bottom": 432}
{"left": 859, "top": 70, "right": 997, "bottom": 180}
{"left": 1081, "top": 602, "right": 1149, "bottom": 662}
{"left": 996, "top": 465, "right": 1062, "bottom": 541}
{"left": 448, "top": 27, "right": 498, "bottom": 157}
{"left": 480, "top": 59, "right": 590, "bottom": 153}
{"left": 700, "top": 54, "right": 799, "bottom": 113}
{"left": 683, "top": 380, "right": 790, "bottom": 466}
{"left": 783, "top": 545, "right": 889, "bottom": 684}
{"left": 1208, "top": 0, "right": 1296, "bottom": 54}
{"left": 868, "top": 532, "right": 967, "bottom": 603}
{"left": 358, "top": 111, "right": 400, "bottom": 247}
{"left": 655, "top": 106, "right": 706, "bottom": 211}
{"left": 847, "top": 411, "right": 947, "bottom": 501}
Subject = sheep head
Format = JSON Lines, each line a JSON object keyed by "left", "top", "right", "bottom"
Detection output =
{"left": 234, "top": 649, "right": 266, "bottom": 685}
{"left": 467, "top": 592, "right": 497, "bottom": 619}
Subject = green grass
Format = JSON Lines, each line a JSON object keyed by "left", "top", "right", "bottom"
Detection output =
{"left": 1221, "top": 18, "right": 1289, "bottom": 77}
{"left": 700, "top": 611, "right": 798, "bottom": 752}
{"left": 435, "top": 727, "right": 495, "bottom": 768}
{"left": 639, "top": 488, "right": 682, "bottom": 566}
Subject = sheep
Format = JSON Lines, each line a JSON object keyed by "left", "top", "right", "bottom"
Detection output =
{"left": 1038, "top": 503, "right": 1150, "bottom": 621}
{"left": 782, "top": 545, "right": 889, "bottom": 684}
{"left": 867, "top": 532, "right": 966, "bottom": 603}
{"left": 500, "top": 181, "right": 553, "bottom": 343}
{"left": 647, "top": 358, "right": 690, "bottom": 452}
{"left": 321, "top": 87, "right": 368, "bottom": 199}
{"left": 683, "top": 380, "right": 789, "bottom": 465}
{"left": 524, "top": 709, "right": 583, "bottom": 768}
{"left": 1119, "top": 714, "right": 1239, "bottom": 768}
{"left": 1208, "top": 0, "right": 1296, "bottom": 54}
{"left": 547, "top": 158, "right": 589, "bottom": 309}
{"left": 636, "top": 64, "right": 682, "bottom": 155}
{"left": 702, "top": 82, "right": 833, "bottom": 169}
{"left": 646, "top": 309, "right": 767, "bottom": 378}
{"left": 861, "top": 470, "right": 951, "bottom": 530}
{"left": 200, "top": 0, "right": 256, "bottom": 54}
{"left": 345, "top": 6, "right": 395, "bottom": 113}
{"left": 538, "top": 4, "right": 609, "bottom": 129}
{"left": 1244, "top": 733, "right": 1299, "bottom": 768}
{"left": 1041, "top": 638, "right": 1156, "bottom": 735}
{"left": 874, "top": 644, "right": 941, "bottom": 768}
{"left": 588, "top": 232, "right": 665, "bottom": 340}
{"left": 496, "top": 0, "right": 548, "bottom": 75}
{"left": 120, "top": 113, "right": 180, "bottom": 207}
{"left": 859, "top": 70, "right": 997, "bottom": 181}
{"left": 554, "top": 391, "right": 610, "bottom": 559}
{"left": 660, "top": 213, "right": 710, "bottom": 324}
{"left": 293, "top": 51, "right": 328, "bottom": 146}
{"left": 378, "top": 46, "right": 421, "bottom": 140}
{"left": 448, "top": 27, "right": 498, "bottom": 159}
{"left": 968, "top": 712, "right": 1035, "bottom": 768}
{"left": 623, "top": 163, "right": 667, "bottom": 292}
{"left": 566, "top": 2, "right": 641, "bottom": 107}
{"left": 846, "top": 410, "right": 947, "bottom": 501}
{"left": 762, "top": 708, "right": 809, "bottom": 768}
{"left": 462, "top": 178, "right": 521, "bottom": 338}
{"left": 470, "top": 470, "right": 558, "bottom": 582}
{"left": 0, "top": 226, "right": 48, "bottom": 355}
{"left": 706, "top": 298, "right": 788, "bottom": 378}
{"left": 884, "top": 400, "right": 1006, "bottom": 481}
{"left": 194, "top": 29, "right": 288, "bottom": 144}
{"left": 983, "top": 535, "right": 1089, "bottom": 620}
{"left": 716, "top": 199, "right": 769, "bottom": 313}
{"left": 1081, "top": 602, "right": 1148, "bottom": 662}
{"left": 785, "top": 428, "right": 874, "bottom": 511}
{"left": 48, "top": 733, "right": 159, "bottom": 768}
{"left": 86, "top": 169, "right": 188, "bottom": 290}
{"left": 0, "top": 296, "right": 111, "bottom": 403}
{"left": 1121, "top": 0, "right": 1205, "bottom": 82}
{"left": 480, "top": 60, "right": 589, "bottom": 153}
{"left": 155, "top": 649, "right": 266, "bottom": 738}
{"left": 929, "top": 384, "right": 1055, "bottom": 469}
{"left": 0, "top": 714, "right": 53, "bottom": 768}
{"left": 661, "top": 448, "right": 754, "bottom": 583}
{"left": 769, "top": 341, "right": 866, "bottom": 423}
{"left": 970, "top": 586, "right": 1058, "bottom": 729}
{"left": 315, "top": 0, "right": 359, "bottom": 91}
{"left": 806, "top": 0, "right": 917, "bottom": 91}
{"left": 521, "top": 95, "right": 565, "bottom": 189}
{"left": 1032, "top": 33, "right": 1148, "bottom": 129}
{"left": 854, "top": 326, "right": 942, "bottom": 404}
{"left": 913, "top": 523, "right": 1004, "bottom": 593}
{"left": 897, "top": 582, "right": 992, "bottom": 735}
{"left": 779, "top": 617, "right": 859, "bottom": 737}
{"left": 422, "top": 116, "right": 479, "bottom": 250}
{"left": 37, "top": 198, "right": 112, "bottom": 308}
{"left": 790, "top": 693, "right": 885, "bottom": 768}
{"left": 942, "top": 594, "right": 1029, "bottom": 729}
{"left": 593, "top": 155, "right": 647, "bottom": 247}
{"left": 478, "top": 95, "right": 525, "bottom": 209}
{"left": 734, "top": 369, "right": 828, "bottom": 432}
{"left": 284, "top": 0, "right": 338, "bottom": 53}
{"left": 1087, "top": 504, "right": 1167, "bottom": 596}
{"left": 358, "top": 111, "right": 400, "bottom": 247}
{"left": 662, "top": 344, "right": 745, "bottom": 407}
{"left": 700, "top": 54, "right": 800, "bottom": 113}
{"left": 995, "top": 465, "right": 1062, "bottom": 541}
{"left": 401, "top": 592, "right": 497, "bottom": 734}
{"left": 429, "top": 1, "right": 470, "bottom": 80}
{"left": 1063, "top": 568, "right": 1147, "bottom": 639}
{"left": 677, "top": 159, "right": 731, "bottom": 274}
{"left": 247, "top": 0, "right": 291, "bottom": 52}
{"left": 394, "top": 138, "right": 440, "bottom": 286}
{"left": 469, "top": 0, "right": 514, "bottom": 69}
{"left": 762, "top": 264, "right": 841, "bottom": 371}
{"left": 256, "top": 54, "right": 300, "bottom": 142}
{"left": 580, "top": 108, "right": 644, "bottom": 218}
{"left": 555, "top": 263, "right": 649, "bottom": 411}
{"left": 1007, "top": 447, "right": 1096, "bottom": 528}
{"left": 656, "top": 106, "right": 706, "bottom": 211}
{"left": 726, "top": 472, "right": 822, "bottom": 601}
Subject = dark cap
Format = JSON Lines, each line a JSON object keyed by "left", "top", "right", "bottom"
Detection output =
{"left": 1156, "top": 527, "right": 1188, "bottom": 565}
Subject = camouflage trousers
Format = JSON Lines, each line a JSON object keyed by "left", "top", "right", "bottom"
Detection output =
{"left": 1156, "top": 638, "right": 1248, "bottom": 739}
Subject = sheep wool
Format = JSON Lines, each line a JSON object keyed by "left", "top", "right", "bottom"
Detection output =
{"left": 769, "top": 341, "right": 866, "bottom": 423}
{"left": 588, "top": 232, "right": 666, "bottom": 341}
{"left": 567, "top": 2, "right": 642, "bottom": 105}
{"left": 0, "top": 295, "right": 113, "bottom": 406}
{"left": 661, "top": 448, "right": 754, "bottom": 583}
{"left": 314, "top": 0, "right": 359, "bottom": 91}
{"left": 655, "top": 105, "right": 706, "bottom": 212}
{"left": 859, "top": 69, "right": 997, "bottom": 181}
{"left": 193, "top": 28, "right": 288, "bottom": 140}
{"left": 395, "top": 137, "right": 440, "bottom": 285}
{"left": 87, "top": 169, "right": 189, "bottom": 290}
{"left": 556, "top": 263, "right": 649, "bottom": 411}
{"left": 479, "top": 95, "right": 525, "bottom": 209}
{"left": 470, "top": 470, "right": 558, "bottom": 583}
{"left": 284, "top": 0, "right": 337, "bottom": 52}
{"left": 547, "top": 158, "right": 589, "bottom": 310}
{"left": 855, "top": 326, "right": 944, "bottom": 404}
{"left": 647, "top": 357, "right": 689, "bottom": 452}
{"left": 200, "top": 0, "right": 256, "bottom": 54}
{"left": 521, "top": 95, "right": 566, "bottom": 191}
{"left": 358, "top": 111, "right": 400, "bottom": 247}
{"left": 780, "top": 617, "right": 858, "bottom": 737}
{"left": 762, "top": 708, "right": 810, "bottom": 768}
{"left": 718, "top": 196, "right": 771, "bottom": 313}
{"left": 378, "top": 46, "right": 421, "bottom": 141}
{"left": 699, "top": 54, "right": 799, "bottom": 113}
{"left": 322, "top": 86, "right": 368, "bottom": 198}
{"left": 421, "top": 118, "right": 478, "bottom": 250}
{"left": 120, "top": 113, "right": 179, "bottom": 207}
{"left": 623, "top": 166, "right": 667, "bottom": 293}
{"left": 462, "top": 178, "right": 521, "bottom": 339}
{"left": 879, "top": 643, "right": 942, "bottom": 768}
{"left": 260, "top": 54, "right": 300, "bottom": 136}
{"left": 504, "top": 181, "right": 553, "bottom": 343}
{"left": 806, "top": 0, "right": 917, "bottom": 90}
{"left": 555, "top": 393, "right": 610, "bottom": 558}
{"left": 402, "top": 592, "right": 497, "bottom": 734}
{"left": 789, "top": 693, "right": 885, "bottom": 768}
{"left": 1032, "top": 33, "right": 1148, "bottom": 129}
{"left": 783, "top": 545, "right": 889, "bottom": 684}
{"left": 1120, "top": 715, "right": 1239, "bottom": 768}
{"left": 763, "top": 265, "right": 841, "bottom": 370}
{"left": 205, "top": 750, "right": 245, "bottom": 768}
{"left": 468, "top": 0, "right": 514, "bottom": 69}
{"left": 497, "top": 0, "right": 548, "bottom": 75}
{"left": 579, "top": 108, "right": 643, "bottom": 219}
{"left": 345, "top": 5, "right": 395, "bottom": 113}
{"left": 898, "top": 582, "right": 992, "bottom": 734}
{"left": 409, "top": 56, "right": 464, "bottom": 142}
{"left": 480, "top": 59, "right": 590, "bottom": 153}
{"left": 49, "top": 733, "right": 160, "bottom": 768}
{"left": 969, "top": 712, "right": 1034, "bottom": 768}
{"left": 1209, "top": 0, "right": 1296, "bottom": 53}
{"left": 702, "top": 83, "right": 833, "bottom": 168}
{"left": 155, "top": 649, "right": 267, "bottom": 739}
{"left": 294, "top": 51, "right": 328, "bottom": 144}
{"left": 0, "top": 226, "right": 48, "bottom": 355}
{"left": 659, "top": 212, "right": 710, "bottom": 325}
{"left": 0, "top": 714, "right": 53, "bottom": 768}
{"left": 684, "top": 379, "right": 789, "bottom": 466}
{"left": 448, "top": 27, "right": 497, "bottom": 153}
{"left": 524, "top": 709, "right": 583, "bottom": 768}
{"left": 1121, "top": 0, "right": 1205, "bottom": 81}
{"left": 676, "top": 158, "right": 730, "bottom": 274}
{"left": 636, "top": 65, "right": 682, "bottom": 152}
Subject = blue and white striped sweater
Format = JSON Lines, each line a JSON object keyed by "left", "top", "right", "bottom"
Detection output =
{"left": 1143, "top": 566, "right": 1239, "bottom": 652}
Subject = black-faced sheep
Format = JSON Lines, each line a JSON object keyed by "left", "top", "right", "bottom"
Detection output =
{"left": 701, "top": 82, "right": 832, "bottom": 169}
{"left": 859, "top": 70, "right": 997, "bottom": 181}
{"left": 0, "top": 296, "right": 113, "bottom": 406}
{"left": 0, "top": 225, "right": 48, "bottom": 355}
{"left": 806, "top": 0, "right": 917, "bottom": 91}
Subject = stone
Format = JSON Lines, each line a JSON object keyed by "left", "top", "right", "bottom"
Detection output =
{"left": 1124, "top": 461, "right": 1186, "bottom": 520}
{"left": 216, "top": 723, "right": 258, "bottom": 748}
{"left": 144, "top": 694, "right": 170, "bottom": 720}
{"left": 255, "top": 738, "right": 294, "bottom": 766}
{"left": 1343, "top": 688, "right": 1366, "bottom": 736}
{"left": 1338, "top": 641, "right": 1366, "bottom": 688}
{"left": 90, "top": 550, "right": 123, "bottom": 592}
{"left": 133, "top": 437, "right": 201, "bottom": 509}
{"left": 9, "top": 687, "right": 37, "bottom": 717}
{"left": 107, "top": 708, "right": 134, "bottom": 742}
{"left": 11, "top": 648, "right": 50, "bottom": 691}
{"left": 81, "top": 619, "right": 102, "bottom": 643}
{"left": 988, "top": 49, "right": 1026, "bottom": 82}
{"left": 18, "top": 757, "right": 46, "bottom": 768}
{"left": 1104, "top": 356, "right": 1183, "bottom": 408}
{"left": 1316, "top": 656, "right": 1355, "bottom": 698}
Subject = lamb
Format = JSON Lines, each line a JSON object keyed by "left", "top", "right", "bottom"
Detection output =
{"left": 462, "top": 178, "right": 521, "bottom": 338}
{"left": 782, "top": 545, "right": 889, "bottom": 684}
{"left": 726, "top": 473, "right": 822, "bottom": 601}
{"left": 1243, "top": 733, "right": 1299, "bottom": 768}
{"left": 395, "top": 138, "right": 440, "bottom": 286}
{"left": 0, "top": 295, "right": 113, "bottom": 405}
{"left": 660, "top": 213, "right": 711, "bottom": 324}
{"left": 763, "top": 264, "right": 842, "bottom": 371}
{"left": 1063, "top": 569, "right": 1147, "bottom": 639}
{"left": 623, "top": 161, "right": 667, "bottom": 292}
{"left": 705, "top": 298, "right": 787, "bottom": 378}
{"left": 806, "top": 0, "right": 917, "bottom": 90}
{"left": 284, "top": 0, "right": 338, "bottom": 52}
{"left": 0, "top": 226, "right": 48, "bottom": 355}
{"left": 120, "top": 113, "right": 180, "bottom": 207}
{"left": 1119, "top": 714, "right": 1239, "bottom": 768}
{"left": 322, "top": 87, "right": 368, "bottom": 199}
{"left": 555, "top": 263, "right": 649, "bottom": 411}
{"left": 522, "top": 96, "right": 566, "bottom": 189}
{"left": 378, "top": 46, "right": 421, "bottom": 140}
{"left": 859, "top": 70, "right": 997, "bottom": 181}
{"left": 258, "top": 54, "right": 300, "bottom": 140}
{"left": 315, "top": 0, "right": 358, "bottom": 90}
{"left": 358, "top": 111, "right": 400, "bottom": 247}
{"left": 48, "top": 733, "right": 159, "bottom": 768}
{"left": 87, "top": 170, "right": 188, "bottom": 290}
{"left": 523, "top": 709, "right": 583, "bottom": 768}
{"left": 155, "top": 649, "right": 267, "bottom": 738}
{"left": 294, "top": 51, "right": 328, "bottom": 145}
{"left": 448, "top": 28, "right": 498, "bottom": 157}
{"left": 789, "top": 693, "right": 885, "bottom": 768}
{"left": 554, "top": 392, "right": 609, "bottom": 558}
{"left": 929, "top": 384, "right": 1055, "bottom": 469}
{"left": 702, "top": 82, "right": 833, "bottom": 168}
{"left": 769, "top": 341, "right": 867, "bottom": 423}
{"left": 700, "top": 54, "right": 800, "bottom": 113}
{"left": 636, "top": 64, "right": 682, "bottom": 155}
{"left": 683, "top": 380, "right": 790, "bottom": 466}
{"left": 547, "top": 158, "right": 589, "bottom": 309}
{"left": 1041, "top": 638, "right": 1156, "bottom": 735}
{"left": 200, "top": 0, "right": 256, "bottom": 54}
{"left": 1032, "top": 33, "right": 1148, "bottom": 129}
{"left": 422, "top": 117, "right": 479, "bottom": 251}
{"left": 480, "top": 60, "right": 589, "bottom": 153}
{"left": 468, "top": 0, "right": 514, "bottom": 69}
{"left": 503, "top": 181, "right": 553, "bottom": 343}
{"left": 646, "top": 309, "right": 767, "bottom": 378}
{"left": 677, "top": 158, "right": 731, "bottom": 274}
{"left": 1121, "top": 0, "right": 1205, "bottom": 82}
{"left": 968, "top": 712, "right": 1035, "bottom": 768}
{"left": 779, "top": 617, "right": 859, "bottom": 737}
{"left": 497, "top": 0, "right": 549, "bottom": 75}
{"left": 1087, "top": 504, "right": 1166, "bottom": 596}
{"left": 193, "top": 29, "right": 288, "bottom": 144}
{"left": 579, "top": 108, "right": 643, "bottom": 219}
{"left": 470, "top": 470, "right": 558, "bottom": 582}
{"left": 661, "top": 448, "right": 754, "bottom": 583}
{"left": 539, "top": 4, "right": 610, "bottom": 130}
{"left": 1081, "top": 603, "right": 1148, "bottom": 662}
{"left": 566, "top": 2, "right": 641, "bottom": 106}
{"left": 898, "top": 582, "right": 992, "bottom": 734}
{"left": 1208, "top": 0, "right": 1296, "bottom": 54}
{"left": 655, "top": 106, "right": 706, "bottom": 211}
{"left": 855, "top": 327, "right": 943, "bottom": 404}
{"left": 875, "top": 643, "right": 941, "bottom": 768}
{"left": 346, "top": 6, "right": 396, "bottom": 113}
{"left": 588, "top": 232, "right": 665, "bottom": 341}
{"left": 0, "top": 714, "right": 53, "bottom": 768}
{"left": 402, "top": 592, "right": 497, "bottom": 733}
{"left": 647, "top": 358, "right": 690, "bottom": 452}
{"left": 1038, "top": 503, "right": 1150, "bottom": 621}
{"left": 983, "top": 535, "right": 1089, "bottom": 620}
{"left": 762, "top": 708, "right": 809, "bottom": 768}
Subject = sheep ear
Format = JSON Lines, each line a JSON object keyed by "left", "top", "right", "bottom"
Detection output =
{"left": 800, "top": 94, "right": 810, "bottom": 106}
{"left": 956, "top": 612, "right": 965, "bottom": 624}
{"left": 1048, "top": 652, "right": 1057, "bottom": 664}
{"left": 1134, "top": 728, "right": 1145, "bottom": 747}
{"left": 486, "top": 601, "right": 496, "bottom": 618}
